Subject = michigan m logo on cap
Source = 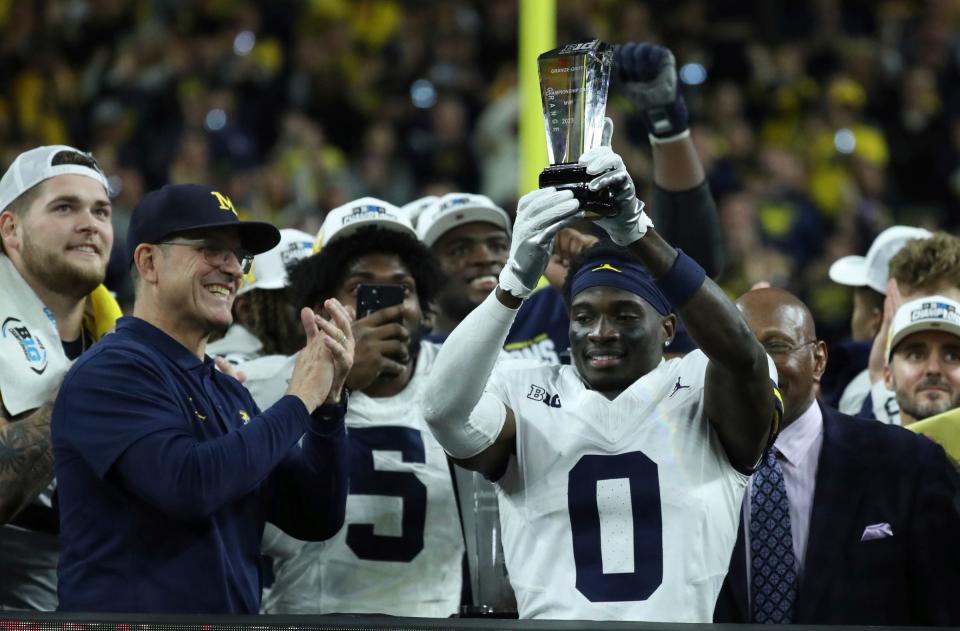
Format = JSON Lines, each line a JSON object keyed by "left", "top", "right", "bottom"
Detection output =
{"left": 210, "top": 191, "right": 238, "bottom": 216}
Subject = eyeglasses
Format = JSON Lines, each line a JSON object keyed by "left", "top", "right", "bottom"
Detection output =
{"left": 158, "top": 240, "right": 254, "bottom": 274}
{"left": 761, "top": 339, "right": 817, "bottom": 356}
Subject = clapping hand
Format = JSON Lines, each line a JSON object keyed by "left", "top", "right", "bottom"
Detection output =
{"left": 287, "top": 300, "right": 355, "bottom": 411}
{"left": 315, "top": 298, "right": 354, "bottom": 403}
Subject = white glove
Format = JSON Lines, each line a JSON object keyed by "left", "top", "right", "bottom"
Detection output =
{"left": 578, "top": 117, "right": 654, "bottom": 246}
{"left": 498, "top": 187, "right": 583, "bottom": 298}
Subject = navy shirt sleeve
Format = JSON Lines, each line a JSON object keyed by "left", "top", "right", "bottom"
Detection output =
{"left": 651, "top": 181, "right": 723, "bottom": 278}
{"left": 56, "top": 347, "right": 315, "bottom": 520}
{"left": 263, "top": 400, "right": 349, "bottom": 541}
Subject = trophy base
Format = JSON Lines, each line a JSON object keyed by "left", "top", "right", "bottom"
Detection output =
{"left": 539, "top": 163, "right": 616, "bottom": 218}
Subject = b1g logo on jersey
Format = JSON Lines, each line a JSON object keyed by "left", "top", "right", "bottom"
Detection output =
{"left": 527, "top": 384, "right": 561, "bottom": 408}
{"left": 2, "top": 317, "right": 48, "bottom": 375}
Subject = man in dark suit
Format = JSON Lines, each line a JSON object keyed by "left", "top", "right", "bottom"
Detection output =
{"left": 714, "top": 287, "right": 960, "bottom": 626}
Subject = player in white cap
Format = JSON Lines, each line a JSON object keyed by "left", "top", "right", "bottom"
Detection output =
{"left": 416, "top": 192, "right": 586, "bottom": 363}
{"left": 422, "top": 117, "right": 781, "bottom": 621}
{"left": 884, "top": 296, "right": 960, "bottom": 426}
{"left": 244, "top": 197, "right": 465, "bottom": 617}
{"left": 0, "top": 145, "right": 120, "bottom": 610}
{"left": 826, "top": 226, "right": 931, "bottom": 417}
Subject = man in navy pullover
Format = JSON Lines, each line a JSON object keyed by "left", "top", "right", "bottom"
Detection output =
{"left": 52, "top": 184, "right": 354, "bottom": 613}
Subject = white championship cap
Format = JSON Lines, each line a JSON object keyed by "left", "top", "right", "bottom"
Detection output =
{"left": 0, "top": 145, "right": 109, "bottom": 214}
{"left": 316, "top": 196, "right": 417, "bottom": 249}
{"left": 828, "top": 226, "right": 932, "bottom": 294}
{"left": 400, "top": 195, "right": 439, "bottom": 229}
{"left": 239, "top": 228, "right": 315, "bottom": 296}
{"left": 416, "top": 192, "right": 511, "bottom": 247}
{"left": 887, "top": 295, "right": 960, "bottom": 361}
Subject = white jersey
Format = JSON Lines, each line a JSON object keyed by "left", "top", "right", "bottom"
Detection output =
{"left": 206, "top": 324, "right": 263, "bottom": 366}
{"left": 838, "top": 368, "right": 870, "bottom": 416}
{"left": 0, "top": 253, "right": 72, "bottom": 610}
{"left": 244, "top": 342, "right": 464, "bottom": 617}
{"left": 0, "top": 253, "right": 71, "bottom": 417}
{"left": 487, "top": 350, "right": 748, "bottom": 622}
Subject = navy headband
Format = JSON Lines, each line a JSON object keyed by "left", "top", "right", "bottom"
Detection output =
{"left": 570, "top": 258, "right": 672, "bottom": 316}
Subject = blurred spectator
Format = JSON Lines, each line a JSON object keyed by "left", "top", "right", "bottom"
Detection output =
{"left": 823, "top": 226, "right": 931, "bottom": 412}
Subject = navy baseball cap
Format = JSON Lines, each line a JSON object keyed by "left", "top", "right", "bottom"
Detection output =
{"left": 127, "top": 184, "right": 280, "bottom": 263}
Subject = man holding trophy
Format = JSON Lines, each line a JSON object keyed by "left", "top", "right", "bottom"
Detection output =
{"left": 420, "top": 40, "right": 781, "bottom": 621}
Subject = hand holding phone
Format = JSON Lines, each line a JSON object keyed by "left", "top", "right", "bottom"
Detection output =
{"left": 348, "top": 284, "right": 411, "bottom": 390}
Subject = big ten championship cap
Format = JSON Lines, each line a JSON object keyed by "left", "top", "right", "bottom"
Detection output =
{"left": 829, "top": 226, "right": 932, "bottom": 294}
{"left": 0, "top": 145, "right": 109, "bottom": 213}
{"left": 239, "top": 228, "right": 315, "bottom": 296}
{"left": 416, "top": 193, "right": 511, "bottom": 247}
{"left": 127, "top": 184, "right": 280, "bottom": 263}
{"left": 316, "top": 197, "right": 417, "bottom": 250}
{"left": 888, "top": 295, "right": 960, "bottom": 361}
{"left": 400, "top": 196, "right": 439, "bottom": 230}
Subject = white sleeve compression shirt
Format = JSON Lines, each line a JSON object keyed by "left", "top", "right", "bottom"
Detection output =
{"left": 421, "top": 291, "right": 519, "bottom": 458}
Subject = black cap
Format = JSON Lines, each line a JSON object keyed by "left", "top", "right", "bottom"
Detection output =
{"left": 127, "top": 184, "right": 280, "bottom": 263}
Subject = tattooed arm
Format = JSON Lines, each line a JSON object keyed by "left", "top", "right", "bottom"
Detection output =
{"left": 0, "top": 399, "right": 55, "bottom": 524}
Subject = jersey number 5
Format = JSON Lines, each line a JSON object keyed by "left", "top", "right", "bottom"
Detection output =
{"left": 568, "top": 451, "right": 663, "bottom": 602}
{"left": 346, "top": 426, "right": 427, "bottom": 562}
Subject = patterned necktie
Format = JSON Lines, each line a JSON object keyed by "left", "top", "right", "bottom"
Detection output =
{"left": 750, "top": 446, "right": 798, "bottom": 624}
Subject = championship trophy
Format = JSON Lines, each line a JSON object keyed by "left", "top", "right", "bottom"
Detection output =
{"left": 456, "top": 465, "right": 517, "bottom": 617}
{"left": 538, "top": 39, "right": 615, "bottom": 216}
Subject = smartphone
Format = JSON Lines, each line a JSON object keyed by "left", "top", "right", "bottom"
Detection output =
{"left": 356, "top": 284, "right": 406, "bottom": 319}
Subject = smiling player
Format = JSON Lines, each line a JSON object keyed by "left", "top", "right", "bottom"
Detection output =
{"left": 422, "top": 120, "right": 781, "bottom": 621}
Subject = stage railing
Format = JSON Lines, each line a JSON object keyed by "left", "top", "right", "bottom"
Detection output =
{"left": 0, "top": 613, "right": 930, "bottom": 631}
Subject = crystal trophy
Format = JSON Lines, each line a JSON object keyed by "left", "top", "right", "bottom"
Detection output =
{"left": 538, "top": 39, "right": 615, "bottom": 216}
{"left": 455, "top": 466, "right": 517, "bottom": 618}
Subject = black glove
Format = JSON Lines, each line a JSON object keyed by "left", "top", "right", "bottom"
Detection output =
{"left": 615, "top": 42, "right": 689, "bottom": 140}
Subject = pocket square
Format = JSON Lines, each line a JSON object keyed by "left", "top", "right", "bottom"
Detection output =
{"left": 860, "top": 522, "right": 894, "bottom": 542}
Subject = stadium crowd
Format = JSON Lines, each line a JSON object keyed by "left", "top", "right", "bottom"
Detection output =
{"left": 1, "top": 0, "right": 960, "bottom": 625}
{"left": 2, "top": 0, "right": 959, "bottom": 328}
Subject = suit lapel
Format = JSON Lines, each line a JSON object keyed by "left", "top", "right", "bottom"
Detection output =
{"left": 726, "top": 516, "right": 750, "bottom": 621}
{"left": 797, "top": 404, "right": 866, "bottom": 621}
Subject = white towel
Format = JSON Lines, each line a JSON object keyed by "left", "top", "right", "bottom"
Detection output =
{"left": 0, "top": 254, "right": 71, "bottom": 416}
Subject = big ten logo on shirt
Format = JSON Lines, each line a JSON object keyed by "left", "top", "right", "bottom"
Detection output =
{"left": 2, "top": 317, "right": 49, "bottom": 375}
{"left": 505, "top": 333, "right": 560, "bottom": 364}
{"left": 526, "top": 384, "right": 561, "bottom": 408}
